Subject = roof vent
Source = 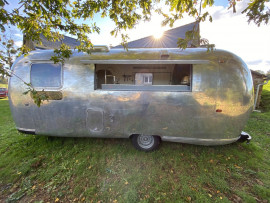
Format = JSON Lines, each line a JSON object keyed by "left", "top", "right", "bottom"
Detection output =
{"left": 90, "top": 45, "right": 110, "bottom": 52}
{"left": 160, "top": 50, "right": 169, "bottom": 60}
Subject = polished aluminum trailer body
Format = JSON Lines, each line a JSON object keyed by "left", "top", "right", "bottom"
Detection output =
{"left": 8, "top": 48, "right": 253, "bottom": 145}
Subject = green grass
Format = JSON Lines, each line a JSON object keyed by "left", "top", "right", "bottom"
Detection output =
{"left": 0, "top": 83, "right": 8, "bottom": 88}
{"left": 261, "top": 81, "right": 270, "bottom": 112}
{"left": 0, "top": 84, "right": 270, "bottom": 202}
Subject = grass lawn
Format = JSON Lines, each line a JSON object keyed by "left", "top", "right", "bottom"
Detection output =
{"left": 0, "top": 83, "right": 8, "bottom": 88}
{"left": 0, "top": 83, "right": 269, "bottom": 202}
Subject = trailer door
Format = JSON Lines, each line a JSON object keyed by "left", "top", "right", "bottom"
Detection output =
{"left": 189, "top": 62, "right": 219, "bottom": 138}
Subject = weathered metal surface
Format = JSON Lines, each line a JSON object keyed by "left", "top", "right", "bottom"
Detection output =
{"left": 101, "top": 84, "right": 190, "bottom": 91}
{"left": 8, "top": 48, "right": 254, "bottom": 145}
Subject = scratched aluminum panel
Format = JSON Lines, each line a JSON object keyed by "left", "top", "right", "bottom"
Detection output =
{"left": 140, "top": 62, "right": 219, "bottom": 139}
{"left": 215, "top": 54, "right": 254, "bottom": 139}
{"left": 8, "top": 48, "right": 254, "bottom": 145}
{"left": 8, "top": 56, "right": 36, "bottom": 131}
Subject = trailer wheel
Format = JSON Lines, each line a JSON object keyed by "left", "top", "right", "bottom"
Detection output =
{"left": 131, "top": 134, "right": 160, "bottom": 152}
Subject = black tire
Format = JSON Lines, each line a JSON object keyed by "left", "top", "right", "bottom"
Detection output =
{"left": 131, "top": 134, "right": 161, "bottom": 152}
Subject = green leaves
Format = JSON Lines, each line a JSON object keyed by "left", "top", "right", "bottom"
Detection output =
{"left": 23, "top": 85, "right": 49, "bottom": 107}
{"left": 51, "top": 44, "right": 72, "bottom": 64}
{"left": 0, "top": 35, "right": 18, "bottom": 73}
{"left": 0, "top": 0, "right": 269, "bottom": 59}
{"left": 242, "top": 0, "right": 270, "bottom": 26}
{"left": 202, "top": 0, "right": 214, "bottom": 8}
{"left": 177, "top": 21, "right": 201, "bottom": 49}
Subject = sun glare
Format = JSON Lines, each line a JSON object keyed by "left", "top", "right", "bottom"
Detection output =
{"left": 153, "top": 30, "right": 164, "bottom": 39}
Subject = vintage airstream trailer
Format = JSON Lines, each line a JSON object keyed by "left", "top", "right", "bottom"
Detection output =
{"left": 8, "top": 47, "right": 253, "bottom": 151}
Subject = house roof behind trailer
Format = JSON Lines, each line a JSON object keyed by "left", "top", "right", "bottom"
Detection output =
{"left": 23, "top": 34, "right": 81, "bottom": 50}
{"left": 23, "top": 22, "right": 199, "bottom": 51}
{"left": 113, "top": 22, "right": 200, "bottom": 49}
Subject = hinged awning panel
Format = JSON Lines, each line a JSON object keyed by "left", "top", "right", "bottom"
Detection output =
{"left": 80, "top": 60, "right": 209, "bottom": 65}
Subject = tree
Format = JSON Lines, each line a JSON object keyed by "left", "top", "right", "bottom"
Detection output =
{"left": 0, "top": 32, "right": 19, "bottom": 83}
{"left": 1, "top": 0, "right": 269, "bottom": 62}
{"left": 0, "top": 35, "right": 18, "bottom": 69}
{"left": 266, "top": 70, "right": 270, "bottom": 77}
{"left": 0, "top": 0, "right": 269, "bottom": 105}
{"left": 254, "top": 70, "right": 266, "bottom": 75}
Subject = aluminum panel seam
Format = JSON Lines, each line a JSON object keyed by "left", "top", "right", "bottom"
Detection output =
{"left": 80, "top": 60, "right": 210, "bottom": 65}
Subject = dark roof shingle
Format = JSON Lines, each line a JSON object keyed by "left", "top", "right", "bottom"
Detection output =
{"left": 34, "top": 34, "right": 80, "bottom": 49}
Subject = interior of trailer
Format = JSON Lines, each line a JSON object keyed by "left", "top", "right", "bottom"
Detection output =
{"left": 95, "top": 64, "right": 192, "bottom": 91}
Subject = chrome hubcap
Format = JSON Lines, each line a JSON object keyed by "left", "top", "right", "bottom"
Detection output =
{"left": 137, "top": 135, "right": 154, "bottom": 149}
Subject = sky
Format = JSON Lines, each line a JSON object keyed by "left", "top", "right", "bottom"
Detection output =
{"left": 2, "top": 0, "right": 270, "bottom": 73}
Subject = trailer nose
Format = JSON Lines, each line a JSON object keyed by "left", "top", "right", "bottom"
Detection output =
{"left": 238, "top": 131, "right": 252, "bottom": 144}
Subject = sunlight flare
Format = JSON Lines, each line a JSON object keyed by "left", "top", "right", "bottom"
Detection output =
{"left": 153, "top": 30, "right": 164, "bottom": 39}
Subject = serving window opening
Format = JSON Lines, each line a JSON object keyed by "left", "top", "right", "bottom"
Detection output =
{"left": 94, "top": 64, "right": 192, "bottom": 91}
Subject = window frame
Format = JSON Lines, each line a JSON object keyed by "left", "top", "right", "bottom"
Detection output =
{"left": 30, "top": 62, "right": 63, "bottom": 90}
{"left": 143, "top": 74, "right": 153, "bottom": 85}
{"left": 94, "top": 64, "right": 194, "bottom": 92}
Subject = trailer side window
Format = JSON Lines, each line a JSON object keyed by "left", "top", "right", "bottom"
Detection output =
{"left": 31, "top": 63, "right": 62, "bottom": 88}
{"left": 95, "top": 64, "right": 192, "bottom": 92}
